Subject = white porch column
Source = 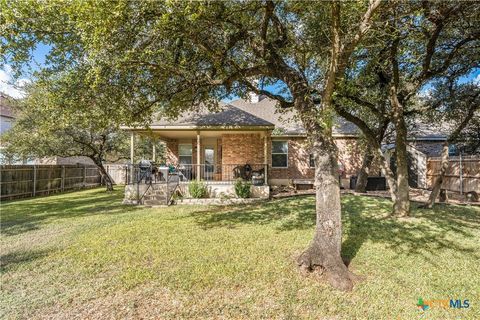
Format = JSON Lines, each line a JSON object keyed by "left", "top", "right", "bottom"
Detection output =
{"left": 196, "top": 130, "right": 201, "bottom": 181}
{"left": 130, "top": 132, "right": 135, "bottom": 184}
{"left": 152, "top": 138, "right": 156, "bottom": 162}
{"left": 264, "top": 132, "right": 269, "bottom": 185}
{"left": 130, "top": 131, "right": 135, "bottom": 164}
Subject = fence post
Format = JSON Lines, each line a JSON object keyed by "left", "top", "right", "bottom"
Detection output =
{"left": 32, "top": 165, "right": 37, "bottom": 196}
{"left": 459, "top": 152, "right": 463, "bottom": 195}
{"left": 61, "top": 165, "right": 65, "bottom": 191}
{"left": 83, "top": 165, "right": 87, "bottom": 188}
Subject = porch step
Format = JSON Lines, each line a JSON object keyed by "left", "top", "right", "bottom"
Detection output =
{"left": 144, "top": 199, "right": 168, "bottom": 206}
{"left": 143, "top": 194, "right": 167, "bottom": 201}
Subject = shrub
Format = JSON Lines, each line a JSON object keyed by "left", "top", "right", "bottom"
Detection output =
{"left": 188, "top": 180, "right": 208, "bottom": 198}
{"left": 234, "top": 178, "right": 251, "bottom": 198}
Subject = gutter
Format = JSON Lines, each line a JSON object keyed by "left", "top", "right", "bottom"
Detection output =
{"left": 120, "top": 125, "right": 275, "bottom": 131}
{"left": 272, "top": 133, "right": 359, "bottom": 138}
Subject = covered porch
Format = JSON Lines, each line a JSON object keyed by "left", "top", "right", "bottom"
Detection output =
{"left": 127, "top": 128, "right": 272, "bottom": 186}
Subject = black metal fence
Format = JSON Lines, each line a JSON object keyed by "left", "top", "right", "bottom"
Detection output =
{"left": 125, "top": 163, "right": 268, "bottom": 185}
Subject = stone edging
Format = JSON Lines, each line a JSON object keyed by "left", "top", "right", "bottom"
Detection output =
{"left": 174, "top": 197, "right": 266, "bottom": 205}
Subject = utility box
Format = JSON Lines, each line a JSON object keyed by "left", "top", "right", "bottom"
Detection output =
{"left": 350, "top": 176, "right": 387, "bottom": 191}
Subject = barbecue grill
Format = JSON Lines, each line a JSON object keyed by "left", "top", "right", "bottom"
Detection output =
{"left": 137, "top": 160, "right": 153, "bottom": 183}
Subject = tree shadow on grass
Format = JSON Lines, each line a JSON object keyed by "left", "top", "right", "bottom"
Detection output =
{"left": 1, "top": 188, "right": 142, "bottom": 236}
{"left": 0, "top": 248, "right": 52, "bottom": 273}
{"left": 193, "top": 194, "right": 480, "bottom": 262}
{"left": 192, "top": 196, "right": 316, "bottom": 231}
{"left": 340, "top": 196, "right": 479, "bottom": 264}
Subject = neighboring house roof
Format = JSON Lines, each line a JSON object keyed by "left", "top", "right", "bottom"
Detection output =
{"left": 0, "top": 94, "right": 15, "bottom": 119}
{"left": 150, "top": 103, "right": 274, "bottom": 129}
{"left": 408, "top": 120, "right": 450, "bottom": 141}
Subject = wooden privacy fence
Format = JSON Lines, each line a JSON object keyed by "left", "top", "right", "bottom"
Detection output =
{"left": 105, "top": 164, "right": 128, "bottom": 185}
{"left": 426, "top": 156, "right": 480, "bottom": 193}
{"left": 0, "top": 165, "right": 102, "bottom": 201}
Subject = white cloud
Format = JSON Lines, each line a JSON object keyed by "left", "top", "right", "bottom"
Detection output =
{"left": 474, "top": 74, "right": 480, "bottom": 86}
{"left": 0, "top": 65, "right": 29, "bottom": 99}
{"left": 418, "top": 88, "right": 432, "bottom": 99}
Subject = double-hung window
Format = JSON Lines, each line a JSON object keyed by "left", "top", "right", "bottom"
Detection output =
{"left": 272, "top": 141, "right": 288, "bottom": 168}
{"left": 178, "top": 144, "right": 192, "bottom": 165}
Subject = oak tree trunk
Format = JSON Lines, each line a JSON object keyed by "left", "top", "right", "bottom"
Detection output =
{"left": 392, "top": 118, "right": 410, "bottom": 216}
{"left": 92, "top": 157, "right": 114, "bottom": 191}
{"left": 425, "top": 142, "right": 449, "bottom": 208}
{"left": 297, "top": 133, "right": 354, "bottom": 292}
{"left": 390, "top": 86, "right": 410, "bottom": 216}
{"left": 355, "top": 151, "right": 374, "bottom": 193}
{"left": 294, "top": 0, "right": 382, "bottom": 290}
{"left": 371, "top": 145, "right": 398, "bottom": 204}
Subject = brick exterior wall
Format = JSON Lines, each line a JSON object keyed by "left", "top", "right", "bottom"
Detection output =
{"left": 269, "top": 137, "right": 314, "bottom": 180}
{"left": 269, "top": 137, "right": 365, "bottom": 181}
{"left": 221, "top": 133, "right": 266, "bottom": 180}
{"left": 165, "top": 139, "right": 179, "bottom": 164}
{"left": 336, "top": 138, "right": 365, "bottom": 177}
{"left": 221, "top": 133, "right": 265, "bottom": 164}
{"left": 163, "top": 133, "right": 372, "bottom": 184}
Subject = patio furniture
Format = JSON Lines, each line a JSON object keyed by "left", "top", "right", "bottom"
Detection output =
{"left": 157, "top": 166, "right": 169, "bottom": 181}
{"left": 233, "top": 164, "right": 253, "bottom": 180}
{"left": 251, "top": 167, "right": 265, "bottom": 185}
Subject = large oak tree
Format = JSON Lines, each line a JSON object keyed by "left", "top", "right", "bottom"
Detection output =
{"left": 333, "top": 1, "right": 480, "bottom": 215}
{"left": 2, "top": 0, "right": 386, "bottom": 290}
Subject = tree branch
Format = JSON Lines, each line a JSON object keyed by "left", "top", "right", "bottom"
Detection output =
{"left": 339, "top": 93, "right": 385, "bottom": 119}
{"left": 448, "top": 92, "right": 480, "bottom": 143}
{"left": 243, "top": 80, "right": 294, "bottom": 108}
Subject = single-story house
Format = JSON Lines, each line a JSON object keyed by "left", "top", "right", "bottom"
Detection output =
{"left": 122, "top": 95, "right": 366, "bottom": 188}
{"left": 121, "top": 94, "right": 449, "bottom": 203}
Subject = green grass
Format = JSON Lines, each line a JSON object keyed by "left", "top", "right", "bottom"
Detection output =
{"left": 1, "top": 188, "right": 479, "bottom": 319}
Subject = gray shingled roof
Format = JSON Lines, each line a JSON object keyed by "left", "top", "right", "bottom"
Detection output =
{"left": 0, "top": 94, "right": 15, "bottom": 119}
{"left": 150, "top": 97, "right": 360, "bottom": 135}
{"left": 229, "top": 97, "right": 359, "bottom": 136}
{"left": 408, "top": 120, "right": 450, "bottom": 140}
{"left": 151, "top": 104, "right": 274, "bottom": 128}
{"left": 133, "top": 96, "right": 449, "bottom": 141}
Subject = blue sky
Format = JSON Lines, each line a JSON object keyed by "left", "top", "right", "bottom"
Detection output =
{"left": 0, "top": 43, "right": 51, "bottom": 98}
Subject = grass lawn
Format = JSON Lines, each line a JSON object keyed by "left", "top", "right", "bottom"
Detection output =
{"left": 1, "top": 188, "right": 479, "bottom": 319}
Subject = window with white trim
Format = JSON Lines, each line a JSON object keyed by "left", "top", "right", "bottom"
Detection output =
{"left": 178, "top": 144, "right": 192, "bottom": 165}
{"left": 272, "top": 141, "right": 288, "bottom": 168}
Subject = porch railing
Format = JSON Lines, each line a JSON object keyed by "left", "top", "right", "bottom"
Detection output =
{"left": 175, "top": 163, "right": 267, "bottom": 184}
{"left": 125, "top": 163, "right": 268, "bottom": 185}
